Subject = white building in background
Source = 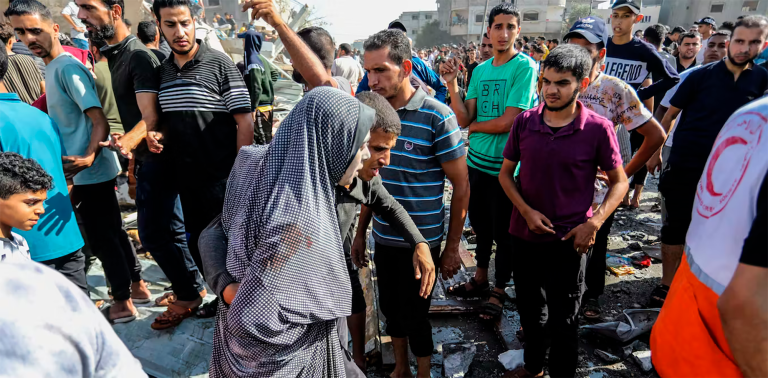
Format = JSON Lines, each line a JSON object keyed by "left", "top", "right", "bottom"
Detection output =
{"left": 440, "top": 0, "right": 565, "bottom": 44}
{"left": 398, "top": 11, "right": 440, "bottom": 45}
{"left": 659, "top": 0, "right": 768, "bottom": 29}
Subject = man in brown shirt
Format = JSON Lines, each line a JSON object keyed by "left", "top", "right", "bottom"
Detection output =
{"left": 0, "top": 22, "right": 43, "bottom": 104}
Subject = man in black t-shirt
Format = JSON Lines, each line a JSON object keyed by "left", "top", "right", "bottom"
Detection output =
{"left": 675, "top": 32, "right": 701, "bottom": 73}
{"left": 654, "top": 16, "right": 768, "bottom": 308}
{"left": 137, "top": 20, "right": 167, "bottom": 61}
{"left": 77, "top": 0, "right": 207, "bottom": 325}
{"left": 466, "top": 48, "right": 479, "bottom": 87}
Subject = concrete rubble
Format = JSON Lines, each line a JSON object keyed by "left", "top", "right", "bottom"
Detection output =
{"left": 443, "top": 342, "right": 477, "bottom": 377}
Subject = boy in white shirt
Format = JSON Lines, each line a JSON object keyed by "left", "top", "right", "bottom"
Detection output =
{"left": 0, "top": 152, "right": 52, "bottom": 262}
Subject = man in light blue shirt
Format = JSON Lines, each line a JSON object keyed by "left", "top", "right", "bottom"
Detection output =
{"left": 0, "top": 48, "right": 86, "bottom": 293}
{"left": 7, "top": 0, "right": 151, "bottom": 323}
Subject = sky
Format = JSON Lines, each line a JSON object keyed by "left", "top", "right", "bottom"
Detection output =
{"left": 299, "top": 0, "right": 438, "bottom": 42}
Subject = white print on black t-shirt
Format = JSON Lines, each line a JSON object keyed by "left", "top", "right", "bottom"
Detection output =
{"left": 478, "top": 79, "right": 507, "bottom": 118}
{"left": 604, "top": 57, "right": 650, "bottom": 86}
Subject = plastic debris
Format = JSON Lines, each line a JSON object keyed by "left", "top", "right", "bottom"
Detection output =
{"left": 606, "top": 254, "right": 633, "bottom": 268}
{"left": 498, "top": 349, "right": 525, "bottom": 370}
{"left": 631, "top": 351, "right": 653, "bottom": 372}
{"left": 594, "top": 349, "right": 621, "bottom": 363}
{"left": 628, "top": 241, "right": 643, "bottom": 251}
{"left": 581, "top": 309, "right": 660, "bottom": 342}
{"left": 608, "top": 266, "right": 637, "bottom": 276}
{"left": 443, "top": 342, "right": 476, "bottom": 378}
{"left": 632, "top": 255, "right": 652, "bottom": 268}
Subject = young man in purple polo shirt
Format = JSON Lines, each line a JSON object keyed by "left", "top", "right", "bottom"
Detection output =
{"left": 499, "top": 45, "right": 628, "bottom": 377}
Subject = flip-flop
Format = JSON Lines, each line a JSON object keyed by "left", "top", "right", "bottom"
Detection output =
{"left": 101, "top": 305, "right": 138, "bottom": 324}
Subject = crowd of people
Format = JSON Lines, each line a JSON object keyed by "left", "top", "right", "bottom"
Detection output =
{"left": 0, "top": 0, "right": 766, "bottom": 376}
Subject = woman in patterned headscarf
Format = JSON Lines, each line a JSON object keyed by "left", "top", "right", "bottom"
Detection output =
{"left": 210, "top": 87, "right": 373, "bottom": 377}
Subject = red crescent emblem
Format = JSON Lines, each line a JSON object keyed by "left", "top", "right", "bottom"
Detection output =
{"left": 696, "top": 111, "right": 765, "bottom": 219}
{"left": 705, "top": 136, "right": 748, "bottom": 196}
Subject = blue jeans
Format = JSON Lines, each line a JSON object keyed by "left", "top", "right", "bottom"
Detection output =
{"left": 72, "top": 38, "right": 88, "bottom": 50}
{"left": 135, "top": 157, "right": 205, "bottom": 301}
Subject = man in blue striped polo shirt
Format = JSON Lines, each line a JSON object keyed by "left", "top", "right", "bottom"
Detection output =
{"left": 353, "top": 29, "right": 469, "bottom": 377}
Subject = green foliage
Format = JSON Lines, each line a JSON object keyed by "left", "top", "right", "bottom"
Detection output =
{"left": 414, "top": 20, "right": 461, "bottom": 48}
{"left": 561, "top": 4, "right": 592, "bottom": 36}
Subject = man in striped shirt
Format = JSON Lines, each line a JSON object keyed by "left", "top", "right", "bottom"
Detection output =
{"left": 151, "top": 0, "right": 253, "bottom": 326}
{"left": 0, "top": 22, "right": 43, "bottom": 104}
{"left": 78, "top": 0, "right": 208, "bottom": 324}
{"left": 354, "top": 29, "right": 469, "bottom": 377}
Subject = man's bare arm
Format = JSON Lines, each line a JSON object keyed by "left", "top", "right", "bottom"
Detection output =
{"left": 660, "top": 105, "right": 681, "bottom": 135}
{"left": 625, "top": 118, "right": 665, "bottom": 177}
{"left": 63, "top": 107, "right": 109, "bottom": 178}
{"left": 116, "top": 93, "right": 159, "bottom": 156}
{"left": 61, "top": 14, "right": 84, "bottom": 32}
{"left": 440, "top": 156, "right": 469, "bottom": 279}
{"left": 243, "top": 0, "right": 334, "bottom": 89}
{"left": 233, "top": 112, "right": 255, "bottom": 151}
{"left": 719, "top": 263, "right": 768, "bottom": 377}
{"left": 468, "top": 106, "right": 523, "bottom": 135}
{"left": 443, "top": 73, "right": 477, "bottom": 126}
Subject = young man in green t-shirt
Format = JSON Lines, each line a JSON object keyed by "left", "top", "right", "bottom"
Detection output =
{"left": 441, "top": 2, "right": 538, "bottom": 321}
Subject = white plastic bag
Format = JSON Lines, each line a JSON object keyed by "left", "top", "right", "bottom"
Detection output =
{"left": 498, "top": 349, "right": 525, "bottom": 370}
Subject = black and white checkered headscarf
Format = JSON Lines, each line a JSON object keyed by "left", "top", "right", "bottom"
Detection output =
{"left": 211, "top": 87, "right": 374, "bottom": 377}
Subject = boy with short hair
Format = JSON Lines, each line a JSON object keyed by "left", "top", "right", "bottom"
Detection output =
{"left": 0, "top": 152, "right": 52, "bottom": 262}
{"left": 605, "top": 0, "right": 679, "bottom": 102}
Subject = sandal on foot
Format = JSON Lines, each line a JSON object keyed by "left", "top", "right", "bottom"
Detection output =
{"left": 155, "top": 292, "right": 178, "bottom": 307}
{"left": 648, "top": 284, "right": 669, "bottom": 309}
{"left": 582, "top": 298, "right": 602, "bottom": 320}
{"left": 151, "top": 303, "right": 195, "bottom": 330}
{"left": 447, "top": 277, "right": 489, "bottom": 298}
{"left": 480, "top": 290, "right": 505, "bottom": 321}
{"left": 196, "top": 297, "right": 219, "bottom": 318}
{"left": 101, "top": 305, "right": 137, "bottom": 325}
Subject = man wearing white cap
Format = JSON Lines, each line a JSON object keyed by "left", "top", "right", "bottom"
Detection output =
{"left": 565, "top": 16, "right": 666, "bottom": 319}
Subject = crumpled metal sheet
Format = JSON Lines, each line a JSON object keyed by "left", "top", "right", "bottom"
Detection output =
{"left": 581, "top": 309, "right": 660, "bottom": 342}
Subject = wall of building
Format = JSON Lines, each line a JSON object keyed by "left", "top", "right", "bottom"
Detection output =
{"left": 449, "top": 0, "right": 564, "bottom": 41}
{"left": 659, "top": 0, "right": 768, "bottom": 29}
{"left": 399, "top": 11, "right": 439, "bottom": 44}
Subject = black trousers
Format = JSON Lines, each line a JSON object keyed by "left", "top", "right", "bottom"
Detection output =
{"left": 584, "top": 211, "right": 616, "bottom": 300}
{"left": 71, "top": 179, "right": 141, "bottom": 301}
{"left": 135, "top": 158, "right": 204, "bottom": 301}
{"left": 177, "top": 178, "right": 228, "bottom": 279}
{"left": 374, "top": 242, "right": 441, "bottom": 357}
{"left": 468, "top": 166, "right": 514, "bottom": 289}
{"left": 40, "top": 250, "right": 87, "bottom": 296}
{"left": 511, "top": 236, "right": 587, "bottom": 378}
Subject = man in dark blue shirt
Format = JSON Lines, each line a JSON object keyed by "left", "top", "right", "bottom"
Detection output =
{"left": 654, "top": 15, "right": 768, "bottom": 308}
{"left": 356, "top": 20, "right": 447, "bottom": 103}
